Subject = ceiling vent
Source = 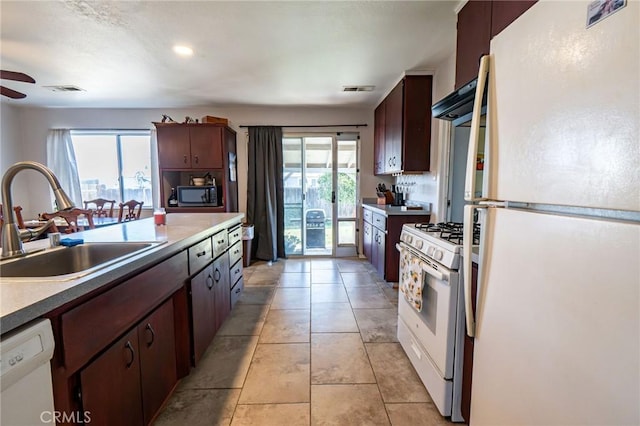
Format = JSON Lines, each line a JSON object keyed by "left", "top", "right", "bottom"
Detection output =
{"left": 343, "top": 85, "right": 375, "bottom": 92}
{"left": 43, "top": 85, "right": 85, "bottom": 92}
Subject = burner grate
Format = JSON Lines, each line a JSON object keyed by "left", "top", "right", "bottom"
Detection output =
{"left": 414, "top": 222, "right": 480, "bottom": 245}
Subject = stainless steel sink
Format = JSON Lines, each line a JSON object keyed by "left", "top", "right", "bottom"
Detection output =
{"left": 0, "top": 242, "right": 165, "bottom": 281}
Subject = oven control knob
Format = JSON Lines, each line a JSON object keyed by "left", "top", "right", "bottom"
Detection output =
{"left": 427, "top": 246, "right": 435, "bottom": 256}
{"left": 416, "top": 240, "right": 424, "bottom": 249}
{"left": 435, "top": 250, "right": 444, "bottom": 260}
{"left": 407, "top": 235, "right": 413, "bottom": 244}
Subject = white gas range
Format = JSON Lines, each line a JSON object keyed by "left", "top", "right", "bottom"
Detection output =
{"left": 396, "top": 222, "right": 479, "bottom": 423}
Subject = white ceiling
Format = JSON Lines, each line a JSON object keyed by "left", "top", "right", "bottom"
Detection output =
{"left": 0, "top": 1, "right": 458, "bottom": 109}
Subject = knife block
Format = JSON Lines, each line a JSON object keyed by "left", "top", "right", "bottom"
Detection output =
{"left": 377, "top": 191, "right": 394, "bottom": 205}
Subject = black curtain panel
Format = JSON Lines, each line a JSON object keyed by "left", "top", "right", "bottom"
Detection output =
{"left": 247, "top": 126, "right": 285, "bottom": 261}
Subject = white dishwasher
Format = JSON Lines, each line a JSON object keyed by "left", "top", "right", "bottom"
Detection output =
{"left": 1, "top": 319, "right": 55, "bottom": 426}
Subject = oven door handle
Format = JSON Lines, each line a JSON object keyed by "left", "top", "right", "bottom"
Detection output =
{"left": 396, "top": 243, "right": 447, "bottom": 282}
{"left": 422, "top": 262, "right": 446, "bottom": 282}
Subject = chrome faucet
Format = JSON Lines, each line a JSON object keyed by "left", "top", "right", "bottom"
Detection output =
{"left": 1, "top": 161, "right": 75, "bottom": 259}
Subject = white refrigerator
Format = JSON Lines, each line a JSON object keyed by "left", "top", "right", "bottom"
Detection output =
{"left": 461, "top": 1, "right": 640, "bottom": 425}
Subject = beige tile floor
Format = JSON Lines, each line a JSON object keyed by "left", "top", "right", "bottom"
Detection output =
{"left": 155, "top": 258, "right": 458, "bottom": 426}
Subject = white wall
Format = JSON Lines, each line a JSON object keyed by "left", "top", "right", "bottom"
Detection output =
{"left": 2, "top": 105, "right": 377, "bottom": 219}
{"left": 0, "top": 103, "right": 34, "bottom": 215}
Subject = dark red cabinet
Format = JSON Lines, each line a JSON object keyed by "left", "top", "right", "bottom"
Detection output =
{"left": 138, "top": 301, "right": 177, "bottom": 425}
{"left": 155, "top": 123, "right": 238, "bottom": 212}
{"left": 384, "top": 81, "right": 403, "bottom": 174}
{"left": 461, "top": 262, "right": 479, "bottom": 423}
{"left": 373, "top": 76, "right": 432, "bottom": 175}
{"left": 455, "top": 0, "right": 492, "bottom": 89}
{"left": 80, "top": 329, "right": 143, "bottom": 426}
{"left": 190, "top": 251, "right": 231, "bottom": 365}
{"left": 190, "top": 263, "right": 217, "bottom": 364}
{"left": 79, "top": 299, "right": 177, "bottom": 426}
{"left": 363, "top": 207, "right": 430, "bottom": 283}
{"left": 455, "top": 0, "right": 537, "bottom": 90}
{"left": 363, "top": 220, "right": 373, "bottom": 263}
{"left": 156, "top": 124, "right": 223, "bottom": 169}
{"left": 213, "top": 253, "right": 231, "bottom": 331}
{"left": 374, "top": 102, "right": 386, "bottom": 175}
{"left": 491, "top": 1, "right": 537, "bottom": 38}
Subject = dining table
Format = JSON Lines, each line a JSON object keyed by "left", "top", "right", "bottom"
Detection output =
{"left": 23, "top": 217, "right": 120, "bottom": 233}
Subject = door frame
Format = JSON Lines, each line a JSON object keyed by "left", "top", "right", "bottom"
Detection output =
{"left": 283, "top": 132, "right": 359, "bottom": 257}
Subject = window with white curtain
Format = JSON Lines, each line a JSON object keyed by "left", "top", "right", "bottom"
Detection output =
{"left": 70, "top": 130, "right": 152, "bottom": 207}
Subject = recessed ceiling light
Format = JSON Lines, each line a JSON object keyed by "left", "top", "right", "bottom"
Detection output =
{"left": 173, "top": 45, "right": 193, "bottom": 56}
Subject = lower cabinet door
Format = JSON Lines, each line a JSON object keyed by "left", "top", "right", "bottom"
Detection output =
{"left": 80, "top": 329, "right": 143, "bottom": 426}
{"left": 213, "top": 253, "right": 231, "bottom": 331}
{"left": 363, "top": 221, "right": 373, "bottom": 262}
{"left": 190, "top": 263, "right": 216, "bottom": 365}
{"left": 375, "top": 229, "right": 386, "bottom": 278}
{"left": 138, "top": 299, "right": 178, "bottom": 425}
{"left": 231, "top": 277, "right": 245, "bottom": 308}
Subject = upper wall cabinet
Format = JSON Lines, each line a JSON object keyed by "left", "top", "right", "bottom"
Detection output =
{"left": 455, "top": 0, "right": 537, "bottom": 90}
{"left": 373, "top": 75, "right": 433, "bottom": 175}
{"left": 156, "top": 124, "right": 224, "bottom": 169}
{"left": 154, "top": 123, "right": 238, "bottom": 213}
{"left": 455, "top": 0, "right": 492, "bottom": 90}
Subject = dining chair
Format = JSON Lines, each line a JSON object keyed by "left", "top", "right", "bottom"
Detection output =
{"left": 41, "top": 208, "right": 95, "bottom": 234}
{"left": 13, "top": 206, "right": 26, "bottom": 229}
{"left": 83, "top": 198, "right": 116, "bottom": 218}
{"left": 118, "top": 200, "right": 144, "bottom": 222}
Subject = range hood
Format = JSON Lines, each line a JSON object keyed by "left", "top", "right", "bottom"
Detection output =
{"left": 431, "top": 78, "right": 487, "bottom": 121}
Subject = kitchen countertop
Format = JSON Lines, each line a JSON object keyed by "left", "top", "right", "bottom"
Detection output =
{"left": 362, "top": 203, "right": 431, "bottom": 217}
{"left": 0, "top": 213, "right": 243, "bottom": 335}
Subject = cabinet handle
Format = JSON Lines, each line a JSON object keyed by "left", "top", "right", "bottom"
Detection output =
{"left": 194, "top": 155, "right": 199, "bottom": 164}
{"left": 145, "top": 323, "right": 155, "bottom": 347}
{"left": 183, "top": 155, "right": 188, "bottom": 164}
{"left": 388, "top": 158, "right": 392, "bottom": 167}
{"left": 196, "top": 250, "right": 207, "bottom": 257}
{"left": 124, "top": 341, "right": 135, "bottom": 369}
{"left": 235, "top": 287, "right": 241, "bottom": 294}
{"left": 206, "top": 274, "right": 214, "bottom": 290}
{"left": 392, "top": 156, "right": 397, "bottom": 166}
{"left": 214, "top": 268, "right": 221, "bottom": 282}
{"left": 217, "top": 239, "right": 225, "bottom": 244}
{"left": 234, "top": 268, "right": 240, "bottom": 274}
{"left": 234, "top": 248, "right": 240, "bottom": 255}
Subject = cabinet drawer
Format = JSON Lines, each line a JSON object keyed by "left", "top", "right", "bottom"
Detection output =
{"left": 228, "top": 241, "right": 243, "bottom": 267}
{"left": 213, "top": 230, "right": 229, "bottom": 258}
{"left": 230, "top": 277, "right": 244, "bottom": 308}
{"left": 61, "top": 251, "right": 188, "bottom": 372}
{"left": 189, "top": 237, "right": 212, "bottom": 275}
{"left": 229, "top": 258, "right": 243, "bottom": 286}
{"left": 372, "top": 213, "right": 386, "bottom": 230}
{"left": 228, "top": 224, "right": 242, "bottom": 247}
{"left": 363, "top": 208, "right": 373, "bottom": 224}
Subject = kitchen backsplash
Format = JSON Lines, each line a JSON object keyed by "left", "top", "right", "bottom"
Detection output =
{"left": 395, "top": 172, "right": 439, "bottom": 218}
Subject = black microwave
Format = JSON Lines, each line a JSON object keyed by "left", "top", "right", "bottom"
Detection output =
{"left": 177, "top": 185, "right": 218, "bottom": 207}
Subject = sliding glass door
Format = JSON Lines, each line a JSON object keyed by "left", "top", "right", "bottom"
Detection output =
{"left": 283, "top": 133, "right": 358, "bottom": 257}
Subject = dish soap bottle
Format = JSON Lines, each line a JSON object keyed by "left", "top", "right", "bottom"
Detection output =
{"left": 167, "top": 187, "right": 179, "bottom": 207}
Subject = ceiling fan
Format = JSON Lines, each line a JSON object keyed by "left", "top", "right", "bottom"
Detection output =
{"left": 1, "top": 70, "right": 36, "bottom": 99}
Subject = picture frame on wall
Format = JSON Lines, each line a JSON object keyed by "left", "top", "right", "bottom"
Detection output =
{"left": 586, "top": 0, "right": 626, "bottom": 28}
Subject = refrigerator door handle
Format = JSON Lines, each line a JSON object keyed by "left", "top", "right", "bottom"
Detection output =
{"left": 463, "top": 204, "right": 481, "bottom": 337}
{"left": 464, "top": 54, "right": 490, "bottom": 202}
